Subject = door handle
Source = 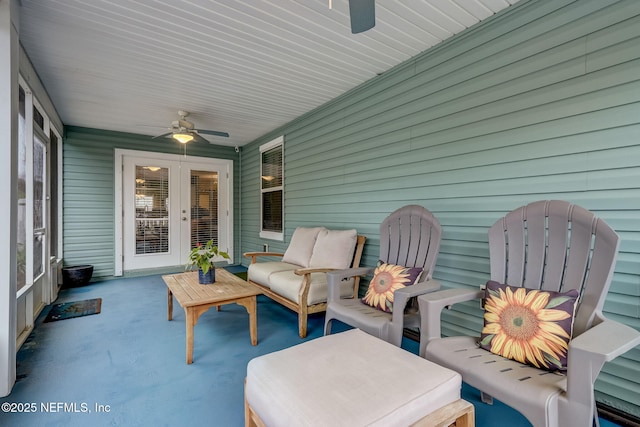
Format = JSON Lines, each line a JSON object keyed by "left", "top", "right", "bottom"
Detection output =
{"left": 182, "top": 217, "right": 188, "bottom": 221}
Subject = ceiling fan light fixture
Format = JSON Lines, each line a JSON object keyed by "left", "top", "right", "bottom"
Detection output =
{"left": 152, "top": 111, "right": 229, "bottom": 143}
{"left": 173, "top": 132, "right": 194, "bottom": 144}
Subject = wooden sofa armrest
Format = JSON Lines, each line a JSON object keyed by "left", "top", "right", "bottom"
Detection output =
{"left": 243, "top": 252, "right": 285, "bottom": 264}
{"left": 296, "top": 235, "right": 368, "bottom": 303}
{"left": 294, "top": 268, "right": 340, "bottom": 313}
{"left": 293, "top": 267, "right": 337, "bottom": 275}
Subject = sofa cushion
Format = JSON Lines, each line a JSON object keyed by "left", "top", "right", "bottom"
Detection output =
{"left": 309, "top": 228, "right": 357, "bottom": 269}
{"left": 361, "top": 261, "right": 424, "bottom": 313}
{"left": 247, "top": 262, "right": 299, "bottom": 288}
{"left": 479, "top": 280, "right": 578, "bottom": 371}
{"left": 268, "top": 270, "right": 355, "bottom": 305}
{"left": 281, "top": 227, "right": 325, "bottom": 268}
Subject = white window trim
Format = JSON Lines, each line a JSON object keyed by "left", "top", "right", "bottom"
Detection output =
{"left": 259, "top": 136, "right": 284, "bottom": 241}
{"left": 51, "top": 126, "right": 63, "bottom": 260}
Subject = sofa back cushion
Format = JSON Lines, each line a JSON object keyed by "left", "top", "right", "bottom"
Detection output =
{"left": 309, "top": 229, "right": 358, "bottom": 269}
{"left": 282, "top": 227, "right": 326, "bottom": 268}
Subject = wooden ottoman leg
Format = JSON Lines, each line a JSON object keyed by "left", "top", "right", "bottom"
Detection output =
{"left": 245, "top": 401, "right": 266, "bottom": 427}
{"left": 245, "top": 379, "right": 266, "bottom": 427}
{"left": 244, "top": 394, "right": 254, "bottom": 427}
{"left": 410, "top": 399, "right": 475, "bottom": 427}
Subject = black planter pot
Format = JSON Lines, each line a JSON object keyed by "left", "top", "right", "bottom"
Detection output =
{"left": 62, "top": 265, "right": 94, "bottom": 288}
{"left": 198, "top": 268, "right": 215, "bottom": 284}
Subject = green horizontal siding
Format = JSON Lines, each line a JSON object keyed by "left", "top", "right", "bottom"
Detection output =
{"left": 240, "top": 0, "right": 640, "bottom": 417}
{"left": 63, "top": 126, "right": 238, "bottom": 280}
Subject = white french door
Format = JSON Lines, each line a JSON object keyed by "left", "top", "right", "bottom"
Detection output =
{"left": 118, "top": 150, "right": 232, "bottom": 273}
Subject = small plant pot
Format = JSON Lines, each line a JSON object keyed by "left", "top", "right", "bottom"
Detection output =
{"left": 198, "top": 268, "right": 215, "bottom": 284}
{"left": 62, "top": 265, "right": 94, "bottom": 288}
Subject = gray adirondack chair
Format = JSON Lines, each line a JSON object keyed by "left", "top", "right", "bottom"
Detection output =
{"left": 324, "top": 205, "right": 442, "bottom": 347}
{"left": 418, "top": 200, "right": 640, "bottom": 427}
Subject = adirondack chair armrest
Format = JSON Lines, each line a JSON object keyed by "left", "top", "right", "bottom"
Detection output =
{"left": 392, "top": 279, "right": 442, "bottom": 326}
{"left": 326, "top": 267, "right": 373, "bottom": 281}
{"left": 395, "top": 279, "right": 442, "bottom": 299}
{"left": 418, "top": 287, "right": 485, "bottom": 315}
{"left": 418, "top": 288, "right": 485, "bottom": 357}
{"left": 569, "top": 317, "right": 640, "bottom": 367}
{"left": 565, "top": 317, "right": 640, "bottom": 405}
{"left": 243, "top": 252, "right": 285, "bottom": 264}
{"left": 326, "top": 267, "right": 374, "bottom": 302}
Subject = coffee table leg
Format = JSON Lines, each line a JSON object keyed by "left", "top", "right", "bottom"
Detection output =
{"left": 167, "top": 289, "right": 173, "bottom": 321}
{"left": 249, "top": 297, "right": 257, "bottom": 346}
{"left": 237, "top": 296, "right": 258, "bottom": 346}
{"left": 185, "top": 307, "right": 195, "bottom": 364}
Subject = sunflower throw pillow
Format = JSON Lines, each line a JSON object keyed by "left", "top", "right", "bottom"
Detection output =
{"left": 361, "top": 261, "right": 423, "bottom": 313}
{"left": 479, "top": 280, "right": 579, "bottom": 371}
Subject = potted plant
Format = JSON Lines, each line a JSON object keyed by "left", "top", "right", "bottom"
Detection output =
{"left": 186, "top": 240, "right": 230, "bottom": 284}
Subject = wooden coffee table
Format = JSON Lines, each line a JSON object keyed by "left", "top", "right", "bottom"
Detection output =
{"left": 163, "top": 269, "right": 262, "bottom": 364}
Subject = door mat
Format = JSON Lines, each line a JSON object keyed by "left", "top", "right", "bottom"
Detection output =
{"left": 43, "top": 298, "right": 102, "bottom": 323}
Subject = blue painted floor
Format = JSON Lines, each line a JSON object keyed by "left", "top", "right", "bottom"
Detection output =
{"left": 0, "top": 271, "right": 624, "bottom": 426}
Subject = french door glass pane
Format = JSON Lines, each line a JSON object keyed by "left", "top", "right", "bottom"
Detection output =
{"left": 190, "top": 170, "right": 218, "bottom": 248}
{"left": 33, "top": 135, "right": 45, "bottom": 229}
{"left": 33, "top": 233, "right": 44, "bottom": 278}
{"left": 135, "top": 166, "right": 169, "bottom": 255}
{"left": 17, "top": 85, "right": 26, "bottom": 290}
{"left": 33, "top": 134, "right": 46, "bottom": 278}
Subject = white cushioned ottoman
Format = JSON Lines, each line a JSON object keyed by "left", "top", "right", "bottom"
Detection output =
{"left": 245, "top": 329, "right": 474, "bottom": 427}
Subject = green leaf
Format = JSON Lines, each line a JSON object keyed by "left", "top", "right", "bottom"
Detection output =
{"left": 184, "top": 239, "right": 228, "bottom": 272}
{"left": 386, "top": 299, "right": 394, "bottom": 312}
{"left": 480, "top": 335, "right": 494, "bottom": 346}
{"left": 546, "top": 296, "right": 571, "bottom": 308}
{"left": 543, "top": 352, "right": 563, "bottom": 370}
{"left": 487, "top": 289, "right": 499, "bottom": 298}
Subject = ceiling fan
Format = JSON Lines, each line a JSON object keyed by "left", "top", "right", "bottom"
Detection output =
{"left": 349, "top": 0, "right": 375, "bottom": 33}
{"left": 333, "top": 0, "right": 375, "bottom": 34}
{"left": 153, "top": 110, "right": 229, "bottom": 144}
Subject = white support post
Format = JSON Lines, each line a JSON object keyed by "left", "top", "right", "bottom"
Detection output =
{"left": 0, "top": 0, "right": 20, "bottom": 397}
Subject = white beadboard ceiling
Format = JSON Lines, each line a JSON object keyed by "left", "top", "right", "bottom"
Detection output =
{"left": 18, "top": 0, "right": 521, "bottom": 147}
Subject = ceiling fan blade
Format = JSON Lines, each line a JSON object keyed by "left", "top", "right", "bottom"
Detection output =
{"left": 152, "top": 132, "right": 173, "bottom": 139}
{"left": 349, "top": 0, "right": 375, "bottom": 34}
{"left": 191, "top": 132, "right": 210, "bottom": 144}
{"left": 197, "top": 129, "right": 230, "bottom": 138}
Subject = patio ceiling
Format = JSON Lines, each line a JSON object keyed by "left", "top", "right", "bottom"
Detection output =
{"left": 18, "top": 0, "right": 521, "bottom": 147}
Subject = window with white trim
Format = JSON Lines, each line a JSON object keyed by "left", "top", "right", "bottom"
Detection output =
{"left": 260, "top": 136, "right": 283, "bottom": 241}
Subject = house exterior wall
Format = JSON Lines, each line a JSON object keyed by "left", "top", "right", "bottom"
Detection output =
{"left": 62, "top": 126, "right": 239, "bottom": 280}
{"left": 239, "top": 0, "right": 640, "bottom": 417}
